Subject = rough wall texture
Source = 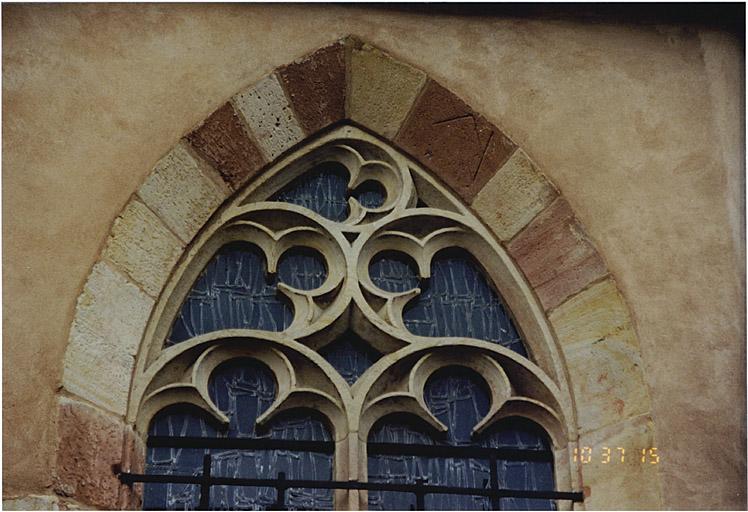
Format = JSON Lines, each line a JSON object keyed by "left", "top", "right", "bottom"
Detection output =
{"left": 2, "top": 4, "right": 744, "bottom": 510}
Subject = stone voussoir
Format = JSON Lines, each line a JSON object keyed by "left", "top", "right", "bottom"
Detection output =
{"left": 549, "top": 279, "right": 651, "bottom": 432}
{"left": 54, "top": 397, "right": 128, "bottom": 510}
{"left": 348, "top": 41, "right": 427, "bottom": 139}
{"left": 472, "top": 148, "right": 558, "bottom": 241}
{"left": 137, "top": 141, "right": 231, "bottom": 244}
{"left": 395, "top": 79, "right": 516, "bottom": 202}
{"left": 62, "top": 261, "right": 155, "bottom": 416}
{"left": 232, "top": 73, "right": 305, "bottom": 161}
{"left": 276, "top": 40, "right": 346, "bottom": 135}
{"left": 186, "top": 102, "right": 267, "bottom": 190}
{"left": 506, "top": 197, "right": 607, "bottom": 311}
{"left": 102, "top": 196, "right": 184, "bottom": 298}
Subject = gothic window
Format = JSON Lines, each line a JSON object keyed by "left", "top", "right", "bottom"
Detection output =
{"left": 131, "top": 126, "right": 574, "bottom": 510}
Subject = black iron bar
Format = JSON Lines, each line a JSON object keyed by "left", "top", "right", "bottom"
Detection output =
{"left": 489, "top": 453, "right": 501, "bottom": 511}
{"left": 146, "top": 437, "right": 553, "bottom": 462}
{"left": 270, "top": 472, "right": 287, "bottom": 511}
{"left": 117, "top": 471, "right": 584, "bottom": 502}
{"left": 147, "top": 436, "right": 335, "bottom": 454}
{"left": 414, "top": 478, "right": 426, "bottom": 510}
{"left": 197, "top": 454, "right": 211, "bottom": 511}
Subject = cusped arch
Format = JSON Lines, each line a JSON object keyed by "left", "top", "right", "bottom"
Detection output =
{"left": 59, "top": 36, "right": 659, "bottom": 510}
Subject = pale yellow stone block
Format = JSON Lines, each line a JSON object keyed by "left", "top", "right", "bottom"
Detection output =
{"left": 233, "top": 74, "right": 304, "bottom": 160}
{"left": 63, "top": 261, "right": 154, "bottom": 415}
{"left": 137, "top": 141, "right": 230, "bottom": 243}
{"left": 102, "top": 198, "right": 184, "bottom": 298}
{"left": 3, "top": 495, "right": 60, "bottom": 511}
{"left": 549, "top": 279, "right": 636, "bottom": 347}
{"left": 472, "top": 149, "right": 557, "bottom": 241}
{"left": 550, "top": 280, "right": 650, "bottom": 432}
{"left": 577, "top": 414, "right": 662, "bottom": 510}
{"left": 349, "top": 43, "right": 426, "bottom": 138}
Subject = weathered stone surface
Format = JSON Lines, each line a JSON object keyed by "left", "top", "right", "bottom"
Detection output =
{"left": 349, "top": 42, "right": 426, "bottom": 138}
{"left": 54, "top": 398, "right": 126, "bottom": 509}
{"left": 395, "top": 79, "right": 516, "bottom": 202}
{"left": 277, "top": 41, "right": 346, "bottom": 135}
{"left": 118, "top": 427, "right": 145, "bottom": 509}
{"left": 137, "top": 141, "right": 230, "bottom": 244}
{"left": 549, "top": 279, "right": 637, "bottom": 347}
{"left": 578, "top": 414, "right": 662, "bottom": 509}
{"left": 102, "top": 197, "right": 184, "bottom": 298}
{"left": 232, "top": 74, "right": 304, "bottom": 160}
{"left": 3, "top": 495, "right": 60, "bottom": 510}
{"left": 186, "top": 102, "right": 267, "bottom": 189}
{"left": 63, "top": 262, "right": 154, "bottom": 415}
{"left": 472, "top": 149, "right": 557, "bottom": 241}
{"left": 506, "top": 197, "right": 607, "bottom": 310}
{"left": 550, "top": 279, "right": 650, "bottom": 432}
{"left": 562, "top": 334, "right": 650, "bottom": 433}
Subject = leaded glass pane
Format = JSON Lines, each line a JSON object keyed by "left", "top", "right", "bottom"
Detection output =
{"left": 367, "top": 368, "right": 554, "bottom": 511}
{"left": 319, "top": 332, "right": 382, "bottom": 385}
{"left": 168, "top": 243, "right": 327, "bottom": 346}
{"left": 369, "top": 252, "right": 420, "bottom": 293}
{"left": 402, "top": 250, "right": 528, "bottom": 356}
{"left": 145, "top": 359, "right": 333, "bottom": 511}
{"left": 272, "top": 163, "right": 386, "bottom": 221}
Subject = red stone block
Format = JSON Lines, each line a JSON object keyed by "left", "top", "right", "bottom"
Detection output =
{"left": 119, "top": 426, "right": 146, "bottom": 509}
{"left": 395, "top": 80, "right": 516, "bottom": 202}
{"left": 507, "top": 198, "right": 607, "bottom": 310}
{"left": 186, "top": 102, "right": 267, "bottom": 189}
{"left": 54, "top": 400, "right": 126, "bottom": 509}
{"left": 277, "top": 42, "right": 346, "bottom": 135}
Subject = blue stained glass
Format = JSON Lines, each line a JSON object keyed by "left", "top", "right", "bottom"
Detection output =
{"left": 368, "top": 368, "right": 555, "bottom": 511}
{"left": 369, "top": 252, "right": 420, "bottom": 293}
{"left": 402, "top": 250, "right": 528, "bottom": 356}
{"left": 167, "top": 244, "right": 327, "bottom": 346}
{"left": 272, "top": 163, "right": 386, "bottom": 221}
{"left": 145, "top": 359, "right": 333, "bottom": 511}
{"left": 277, "top": 248, "right": 327, "bottom": 291}
{"left": 319, "top": 332, "right": 382, "bottom": 385}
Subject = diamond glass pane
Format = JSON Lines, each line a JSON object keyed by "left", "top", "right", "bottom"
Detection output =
{"left": 367, "top": 367, "right": 554, "bottom": 511}
{"left": 145, "top": 359, "right": 333, "bottom": 510}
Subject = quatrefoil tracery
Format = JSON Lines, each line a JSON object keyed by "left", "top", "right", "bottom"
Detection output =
{"left": 130, "top": 126, "right": 574, "bottom": 469}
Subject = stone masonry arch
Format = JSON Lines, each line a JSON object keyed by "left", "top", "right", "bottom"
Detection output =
{"left": 56, "top": 36, "right": 661, "bottom": 510}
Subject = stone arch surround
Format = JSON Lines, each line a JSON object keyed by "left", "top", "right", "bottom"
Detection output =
{"left": 55, "top": 37, "right": 662, "bottom": 510}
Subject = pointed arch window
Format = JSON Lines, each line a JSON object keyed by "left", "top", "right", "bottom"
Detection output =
{"left": 129, "top": 126, "right": 577, "bottom": 510}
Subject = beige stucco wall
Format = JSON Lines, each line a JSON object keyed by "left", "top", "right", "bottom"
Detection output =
{"left": 3, "top": 4, "right": 744, "bottom": 509}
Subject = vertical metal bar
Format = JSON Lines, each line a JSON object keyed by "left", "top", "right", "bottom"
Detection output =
{"left": 414, "top": 478, "right": 425, "bottom": 511}
{"left": 272, "top": 472, "right": 287, "bottom": 511}
{"left": 198, "top": 453, "right": 212, "bottom": 511}
{"left": 489, "top": 453, "right": 501, "bottom": 511}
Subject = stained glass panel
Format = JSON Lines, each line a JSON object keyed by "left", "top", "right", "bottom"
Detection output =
{"left": 319, "top": 332, "right": 382, "bottom": 386}
{"left": 272, "top": 163, "right": 386, "bottom": 221}
{"left": 145, "top": 359, "right": 333, "bottom": 511}
{"left": 367, "top": 367, "right": 554, "bottom": 511}
{"left": 402, "top": 250, "right": 528, "bottom": 356}
{"left": 167, "top": 244, "right": 327, "bottom": 346}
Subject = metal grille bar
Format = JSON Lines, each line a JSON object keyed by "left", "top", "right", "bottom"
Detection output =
{"left": 125, "top": 439, "right": 584, "bottom": 510}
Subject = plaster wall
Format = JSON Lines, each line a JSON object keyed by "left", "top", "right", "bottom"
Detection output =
{"left": 2, "top": 4, "right": 744, "bottom": 509}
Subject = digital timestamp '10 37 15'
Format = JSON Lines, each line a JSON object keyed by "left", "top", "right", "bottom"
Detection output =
{"left": 573, "top": 447, "right": 660, "bottom": 464}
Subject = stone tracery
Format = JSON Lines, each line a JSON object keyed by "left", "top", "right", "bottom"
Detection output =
{"left": 128, "top": 125, "right": 577, "bottom": 510}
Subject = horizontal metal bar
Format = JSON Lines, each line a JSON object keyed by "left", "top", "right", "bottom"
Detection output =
{"left": 117, "top": 472, "right": 584, "bottom": 502}
{"left": 147, "top": 437, "right": 553, "bottom": 461}
{"left": 147, "top": 436, "right": 335, "bottom": 454}
{"left": 368, "top": 442, "right": 554, "bottom": 462}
